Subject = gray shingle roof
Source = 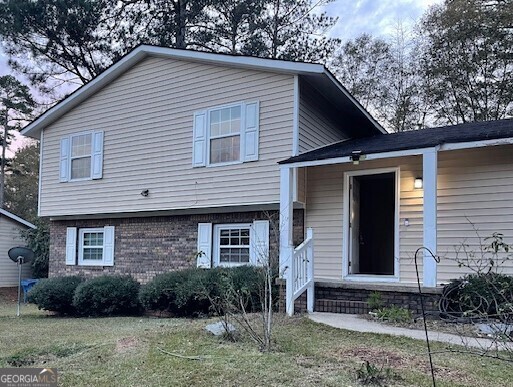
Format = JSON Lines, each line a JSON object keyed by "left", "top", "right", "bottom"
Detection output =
{"left": 280, "top": 118, "right": 513, "bottom": 165}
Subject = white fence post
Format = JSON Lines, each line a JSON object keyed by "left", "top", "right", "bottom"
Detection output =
{"left": 306, "top": 228, "right": 314, "bottom": 313}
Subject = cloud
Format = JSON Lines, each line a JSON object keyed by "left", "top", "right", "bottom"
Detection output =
{"left": 324, "top": 0, "right": 443, "bottom": 41}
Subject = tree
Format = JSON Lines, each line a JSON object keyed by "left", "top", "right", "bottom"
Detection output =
{"left": 5, "top": 143, "right": 39, "bottom": 223}
{"left": 0, "top": 0, "right": 128, "bottom": 96}
{"left": 245, "top": 0, "right": 339, "bottom": 62}
{"left": 419, "top": 0, "right": 513, "bottom": 125}
{"left": 0, "top": 75, "right": 35, "bottom": 209}
{"left": 21, "top": 217, "right": 50, "bottom": 278}
{"left": 332, "top": 29, "right": 425, "bottom": 132}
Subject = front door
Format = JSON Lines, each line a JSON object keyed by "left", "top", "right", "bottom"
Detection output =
{"left": 348, "top": 171, "right": 396, "bottom": 276}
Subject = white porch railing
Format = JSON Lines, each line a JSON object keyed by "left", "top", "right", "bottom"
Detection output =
{"left": 286, "top": 228, "right": 314, "bottom": 316}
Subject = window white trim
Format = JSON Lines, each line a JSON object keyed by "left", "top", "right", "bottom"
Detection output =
{"left": 342, "top": 167, "right": 400, "bottom": 283}
{"left": 68, "top": 131, "right": 94, "bottom": 181}
{"left": 78, "top": 227, "right": 106, "bottom": 266}
{"left": 213, "top": 223, "right": 253, "bottom": 267}
{"left": 206, "top": 102, "right": 244, "bottom": 167}
{"left": 60, "top": 130, "right": 104, "bottom": 182}
{"left": 194, "top": 101, "right": 259, "bottom": 168}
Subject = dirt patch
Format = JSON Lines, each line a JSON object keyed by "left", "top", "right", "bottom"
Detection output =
{"left": 7, "top": 353, "right": 58, "bottom": 367}
{"left": 342, "top": 347, "right": 408, "bottom": 368}
{"left": 0, "top": 287, "right": 18, "bottom": 304}
{"left": 336, "top": 346, "right": 469, "bottom": 383}
{"left": 116, "top": 337, "right": 139, "bottom": 353}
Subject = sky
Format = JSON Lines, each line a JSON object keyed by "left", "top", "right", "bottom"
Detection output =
{"left": 1, "top": 0, "right": 443, "bottom": 154}
{"left": 324, "top": 0, "right": 442, "bottom": 41}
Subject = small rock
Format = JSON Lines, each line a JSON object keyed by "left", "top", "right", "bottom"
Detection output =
{"left": 205, "top": 321, "right": 237, "bottom": 336}
{"left": 476, "top": 322, "right": 513, "bottom": 336}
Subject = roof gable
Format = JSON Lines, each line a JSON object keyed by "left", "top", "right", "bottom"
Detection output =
{"left": 21, "top": 45, "right": 385, "bottom": 139}
{"left": 0, "top": 209, "right": 36, "bottom": 229}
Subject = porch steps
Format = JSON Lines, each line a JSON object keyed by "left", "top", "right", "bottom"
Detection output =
{"left": 315, "top": 299, "right": 371, "bottom": 315}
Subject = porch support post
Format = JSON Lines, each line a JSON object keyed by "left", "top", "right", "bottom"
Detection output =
{"left": 279, "top": 166, "right": 294, "bottom": 315}
{"left": 423, "top": 148, "right": 438, "bottom": 287}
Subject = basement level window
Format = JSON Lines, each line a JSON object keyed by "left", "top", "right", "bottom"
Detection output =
{"left": 78, "top": 228, "right": 104, "bottom": 265}
{"left": 214, "top": 224, "right": 251, "bottom": 266}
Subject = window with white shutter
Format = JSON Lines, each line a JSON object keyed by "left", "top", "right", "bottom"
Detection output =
{"left": 60, "top": 131, "right": 104, "bottom": 182}
{"left": 192, "top": 101, "right": 259, "bottom": 167}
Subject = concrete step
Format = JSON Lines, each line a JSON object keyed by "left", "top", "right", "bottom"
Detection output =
{"left": 315, "top": 299, "right": 371, "bottom": 314}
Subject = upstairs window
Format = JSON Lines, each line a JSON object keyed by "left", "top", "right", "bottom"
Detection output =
{"left": 192, "top": 101, "right": 259, "bottom": 168}
{"left": 71, "top": 133, "right": 92, "bottom": 179}
{"left": 60, "top": 131, "right": 104, "bottom": 182}
{"left": 209, "top": 106, "right": 241, "bottom": 164}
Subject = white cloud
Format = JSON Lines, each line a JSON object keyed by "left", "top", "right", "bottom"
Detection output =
{"left": 323, "top": 0, "right": 443, "bottom": 41}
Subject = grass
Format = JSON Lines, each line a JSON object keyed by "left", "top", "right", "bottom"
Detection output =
{"left": 1, "top": 288, "right": 512, "bottom": 386}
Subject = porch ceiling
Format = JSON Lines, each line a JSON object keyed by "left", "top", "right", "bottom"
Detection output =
{"left": 280, "top": 118, "right": 513, "bottom": 165}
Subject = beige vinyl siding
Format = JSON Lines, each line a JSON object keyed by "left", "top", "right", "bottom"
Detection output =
{"left": 436, "top": 146, "right": 513, "bottom": 283}
{"left": 0, "top": 216, "right": 32, "bottom": 287}
{"left": 298, "top": 80, "right": 349, "bottom": 153}
{"left": 306, "top": 144, "right": 513, "bottom": 285}
{"left": 40, "top": 57, "right": 294, "bottom": 217}
{"left": 305, "top": 156, "right": 423, "bottom": 282}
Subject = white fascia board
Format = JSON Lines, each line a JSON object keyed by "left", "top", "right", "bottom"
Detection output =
{"left": 281, "top": 136, "right": 513, "bottom": 168}
{"left": 322, "top": 70, "right": 388, "bottom": 135}
{"left": 146, "top": 45, "right": 325, "bottom": 74}
{"left": 439, "top": 137, "right": 513, "bottom": 151}
{"left": 0, "top": 209, "right": 36, "bottom": 229}
{"left": 281, "top": 147, "right": 431, "bottom": 169}
{"left": 20, "top": 45, "right": 325, "bottom": 139}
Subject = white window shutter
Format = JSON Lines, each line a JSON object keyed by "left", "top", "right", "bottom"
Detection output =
{"left": 242, "top": 101, "right": 259, "bottom": 162}
{"left": 197, "top": 223, "right": 212, "bottom": 268}
{"left": 103, "top": 226, "right": 115, "bottom": 266}
{"left": 65, "top": 227, "right": 77, "bottom": 265}
{"left": 251, "top": 220, "right": 269, "bottom": 265}
{"left": 92, "top": 131, "right": 104, "bottom": 179}
{"left": 192, "top": 111, "right": 207, "bottom": 167}
{"left": 60, "top": 137, "right": 70, "bottom": 182}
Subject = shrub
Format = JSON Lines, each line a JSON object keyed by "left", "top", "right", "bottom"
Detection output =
{"left": 367, "top": 291, "right": 384, "bottom": 311}
{"left": 441, "top": 273, "right": 513, "bottom": 319}
{"left": 140, "top": 266, "right": 267, "bottom": 317}
{"left": 73, "top": 275, "right": 141, "bottom": 317}
{"left": 28, "top": 276, "right": 84, "bottom": 314}
{"left": 376, "top": 306, "right": 412, "bottom": 323}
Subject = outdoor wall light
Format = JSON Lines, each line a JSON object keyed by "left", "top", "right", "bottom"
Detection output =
{"left": 141, "top": 189, "right": 149, "bottom": 197}
{"left": 350, "top": 150, "right": 362, "bottom": 165}
{"left": 414, "top": 177, "right": 423, "bottom": 189}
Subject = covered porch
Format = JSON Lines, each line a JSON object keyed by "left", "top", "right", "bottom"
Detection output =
{"left": 279, "top": 120, "right": 513, "bottom": 315}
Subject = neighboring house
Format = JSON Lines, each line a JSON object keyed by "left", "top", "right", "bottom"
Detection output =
{"left": 20, "top": 45, "right": 513, "bottom": 314}
{"left": 0, "top": 209, "right": 36, "bottom": 287}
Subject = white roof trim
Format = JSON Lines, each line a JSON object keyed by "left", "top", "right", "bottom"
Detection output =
{"left": 282, "top": 136, "right": 513, "bottom": 168}
{"left": 20, "top": 45, "right": 328, "bottom": 139}
{"left": 0, "top": 208, "right": 36, "bottom": 229}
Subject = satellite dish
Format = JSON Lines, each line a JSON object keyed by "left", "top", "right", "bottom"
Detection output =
{"left": 8, "top": 246, "right": 35, "bottom": 317}
{"left": 8, "top": 247, "right": 34, "bottom": 264}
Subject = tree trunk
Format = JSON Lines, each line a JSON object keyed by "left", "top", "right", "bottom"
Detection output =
{"left": 0, "top": 110, "right": 7, "bottom": 209}
{"left": 175, "top": 0, "right": 187, "bottom": 48}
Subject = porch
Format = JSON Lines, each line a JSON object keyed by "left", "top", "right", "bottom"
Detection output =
{"left": 279, "top": 121, "right": 513, "bottom": 315}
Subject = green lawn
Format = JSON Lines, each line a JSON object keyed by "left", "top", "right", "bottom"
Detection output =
{"left": 1, "top": 291, "right": 512, "bottom": 386}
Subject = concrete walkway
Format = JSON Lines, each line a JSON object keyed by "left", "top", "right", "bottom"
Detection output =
{"left": 309, "top": 312, "right": 508, "bottom": 350}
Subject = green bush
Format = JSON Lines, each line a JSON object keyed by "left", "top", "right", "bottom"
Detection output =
{"left": 140, "top": 266, "right": 266, "bottom": 317}
{"left": 376, "top": 306, "right": 412, "bottom": 323}
{"left": 441, "top": 273, "right": 513, "bottom": 318}
{"left": 73, "top": 275, "right": 141, "bottom": 317}
{"left": 28, "top": 276, "right": 84, "bottom": 314}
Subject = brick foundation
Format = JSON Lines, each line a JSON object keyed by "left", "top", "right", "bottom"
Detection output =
{"left": 279, "top": 282, "right": 441, "bottom": 316}
{"left": 50, "top": 209, "right": 304, "bottom": 283}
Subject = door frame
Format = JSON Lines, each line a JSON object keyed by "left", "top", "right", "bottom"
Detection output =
{"left": 342, "top": 167, "right": 400, "bottom": 282}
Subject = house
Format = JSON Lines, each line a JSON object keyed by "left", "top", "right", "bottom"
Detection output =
{"left": 20, "top": 45, "right": 513, "bottom": 314}
{"left": 0, "top": 209, "right": 36, "bottom": 287}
